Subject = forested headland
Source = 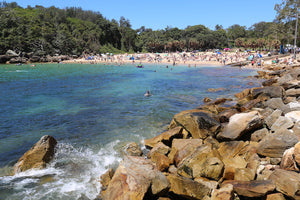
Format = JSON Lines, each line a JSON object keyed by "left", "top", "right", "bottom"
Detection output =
{"left": 0, "top": 1, "right": 297, "bottom": 57}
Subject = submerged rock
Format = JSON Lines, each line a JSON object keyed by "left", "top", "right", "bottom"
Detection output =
{"left": 13, "top": 135, "right": 57, "bottom": 174}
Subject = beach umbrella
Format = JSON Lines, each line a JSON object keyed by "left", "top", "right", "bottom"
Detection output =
{"left": 217, "top": 52, "right": 221, "bottom": 54}
{"left": 258, "top": 54, "right": 262, "bottom": 58}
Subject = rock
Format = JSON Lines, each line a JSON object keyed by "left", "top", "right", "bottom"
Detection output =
{"left": 256, "top": 167, "right": 273, "bottom": 181}
{"left": 266, "top": 193, "right": 286, "bottom": 200}
{"left": 271, "top": 116, "right": 294, "bottom": 132}
{"left": 284, "top": 97, "right": 297, "bottom": 104}
{"left": 13, "top": 135, "right": 57, "bottom": 174}
{"left": 194, "top": 177, "right": 218, "bottom": 193}
{"left": 204, "top": 136, "right": 220, "bottom": 149}
{"left": 265, "top": 109, "right": 283, "bottom": 129}
{"left": 217, "top": 141, "right": 249, "bottom": 159}
{"left": 103, "top": 156, "right": 164, "bottom": 200}
{"left": 100, "top": 168, "right": 114, "bottom": 197}
{"left": 234, "top": 168, "right": 255, "bottom": 181}
{"left": 277, "top": 73, "right": 294, "bottom": 86}
{"left": 222, "top": 180, "right": 276, "bottom": 198}
{"left": 217, "top": 111, "right": 264, "bottom": 141}
{"left": 144, "top": 126, "right": 183, "bottom": 148}
{"left": 262, "top": 78, "right": 277, "bottom": 86}
{"left": 280, "top": 147, "right": 299, "bottom": 171}
{"left": 168, "top": 165, "right": 177, "bottom": 174}
{"left": 270, "top": 158, "right": 282, "bottom": 165}
{"left": 269, "top": 169, "right": 300, "bottom": 199}
{"left": 172, "top": 110, "right": 221, "bottom": 139}
{"left": 238, "top": 99, "right": 261, "bottom": 112}
{"left": 168, "top": 139, "right": 203, "bottom": 165}
{"left": 246, "top": 153, "right": 260, "bottom": 172}
{"left": 151, "top": 173, "right": 170, "bottom": 196}
{"left": 288, "top": 101, "right": 300, "bottom": 110}
{"left": 203, "top": 97, "right": 212, "bottom": 103}
{"left": 6, "top": 50, "right": 19, "bottom": 56}
{"left": 286, "top": 88, "right": 300, "bottom": 97}
{"left": 207, "top": 87, "right": 227, "bottom": 92}
{"left": 234, "top": 88, "right": 251, "bottom": 99}
{"left": 218, "top": 109, "right": 238, "bottom": 123}
{"left": 285, "top": 111, "right": 300, "bottom": 123}
{"left": 150, "top": 152, "right": 171, "bottom": 172}
{"left": 177, "top": 144, "right": 224, "bottom": 180}
{"left": 282, "top": 80, "right": 300, "bottom": 90}
{"left": 211, "top": 184, "right": 234, "bottom": 200}
{"left": 252, "top": 86, "right": 286, "bottom": 99}
{"left": 147, "top": 142, "right": 170, "bottom": 158}
{"left": 251, "top": 128, "right": 269, "bottom": 142}
{"left": 167, "top": 173, "right": 211, "bottom": 199}
{"left": 124, "top": 142, "right": 143, "bottom": 156}
{"left": 257, "top": 129, "right": 299, "bottom": 158}
{"left": 294, "top": 142, "right": 300, "bottom": 166}
{"left": 293, "top": 121, "right": 300, "bottom": 140}
{"left": 263, "top": 98, "right": 286, "bottom": 110}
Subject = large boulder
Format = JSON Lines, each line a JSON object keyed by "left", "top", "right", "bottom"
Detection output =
{"left": 103, "top": 156, "right": 166, "bottom": 200}
{"left": 294, "top": 142, "right": 300, "bottom": 166}
{"left": 270, "top": 116, "right": 294, "bottom": 132}
{"left": 168, "top": 139, "right": 203, "bottom": 165}
{"left": 177, "top": 144, "right": 224, "bottom": 180}
{"left": 269, "top": 169, "right": 300, "bottom": 199}
{"left": 222, "top": 180, "right": 275, "bottom": 198}
{"left": 257, "top": 129, "right": 299, "bottom": 158}
{"left": 172, "top": 110, "right": 221, "bottom": 139}
{"left": 144, "top": 126, "right": 183, "bottom": 148}
{"left": 13, "top": 135, "right": 57, "bottom": 174}
{"left": 265, "top": 109, "right": 283, "bottom": 129}
{"left": 217, "top": 111, "right": 264, "bottom": 141}
{"left": 167, "top": 173, "right": 211, "bottom": 199}
{"left": 286, "top": 88, "right": 300, "bottom": 97}
{"left": 252, "top": 86, "right": 286, "bottom": 99}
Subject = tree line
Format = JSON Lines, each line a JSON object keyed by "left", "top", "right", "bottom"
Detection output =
{"left": 0, "top": 1, "right": 296, "bottom": 55}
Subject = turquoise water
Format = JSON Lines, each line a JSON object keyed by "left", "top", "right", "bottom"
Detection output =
{"left": 0, "top": 63, "right": 260, "bottom": 199}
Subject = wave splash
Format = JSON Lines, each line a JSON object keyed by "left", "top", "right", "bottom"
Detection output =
{"left": 0, "top": 140, "right": 121, "bottom": 200}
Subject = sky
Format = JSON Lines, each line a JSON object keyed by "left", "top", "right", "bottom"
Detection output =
{"left": 6, "top": 0, "right": 283, "bottom": 30}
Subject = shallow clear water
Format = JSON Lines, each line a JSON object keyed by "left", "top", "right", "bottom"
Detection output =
{"left": 0, "top": 63, "right": 260, "bottom": 199}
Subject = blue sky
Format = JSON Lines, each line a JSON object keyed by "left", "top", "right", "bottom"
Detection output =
{"left": 7, "top": 0, "right": 282, "bottom": 30}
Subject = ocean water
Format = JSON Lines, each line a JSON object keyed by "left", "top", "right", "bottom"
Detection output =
{"left": 0, "top": 63, "right": 261, "bottom": 199}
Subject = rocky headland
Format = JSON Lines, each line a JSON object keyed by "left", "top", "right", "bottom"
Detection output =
{"left": 13, "top": 63, "right": 300, "bottom": 200}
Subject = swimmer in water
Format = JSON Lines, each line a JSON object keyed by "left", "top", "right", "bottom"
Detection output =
{"left": 144, "top": 90, "right": 151, "bottom": 97}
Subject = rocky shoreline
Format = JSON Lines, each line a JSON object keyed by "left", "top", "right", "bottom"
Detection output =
{"left": 12, "top": 63, "right": 300, "bottom": 200}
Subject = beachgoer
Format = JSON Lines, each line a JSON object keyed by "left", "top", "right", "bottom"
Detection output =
{"left": 144, "top": 90, "right": 151, "bottom": 97}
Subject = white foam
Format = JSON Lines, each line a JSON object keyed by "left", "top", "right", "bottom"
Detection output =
{"left": 0, "top": 140, "right": 122, "bottom": 199}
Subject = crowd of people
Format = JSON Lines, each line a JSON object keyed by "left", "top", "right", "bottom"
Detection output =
{"left": 68, "top": 50, "right": 298, "bottom": 68}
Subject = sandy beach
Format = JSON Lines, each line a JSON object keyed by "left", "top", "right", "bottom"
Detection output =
{"left": 63, "top": 51, "right": 300, "bottom": 70}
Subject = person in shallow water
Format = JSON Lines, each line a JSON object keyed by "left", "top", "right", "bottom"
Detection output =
{"left": 144, "top": 90, "right": 151, "bottom": 97}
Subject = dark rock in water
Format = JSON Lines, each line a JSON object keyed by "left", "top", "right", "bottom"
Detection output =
{"left": 252, "top": 86, "right": 286, "bottom": 99}
{"left": 203, "top": 97, "right": 212, "bottom": 103}
{"left": 13, "top": 135, "right": 57, "bottom": 174}
{"left": 172, "top": 109, "right": 221, "bottom": 139}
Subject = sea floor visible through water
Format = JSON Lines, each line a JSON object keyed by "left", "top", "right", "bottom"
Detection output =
{"left": 0, "top": 63, "right": 261, "bottom": 199}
